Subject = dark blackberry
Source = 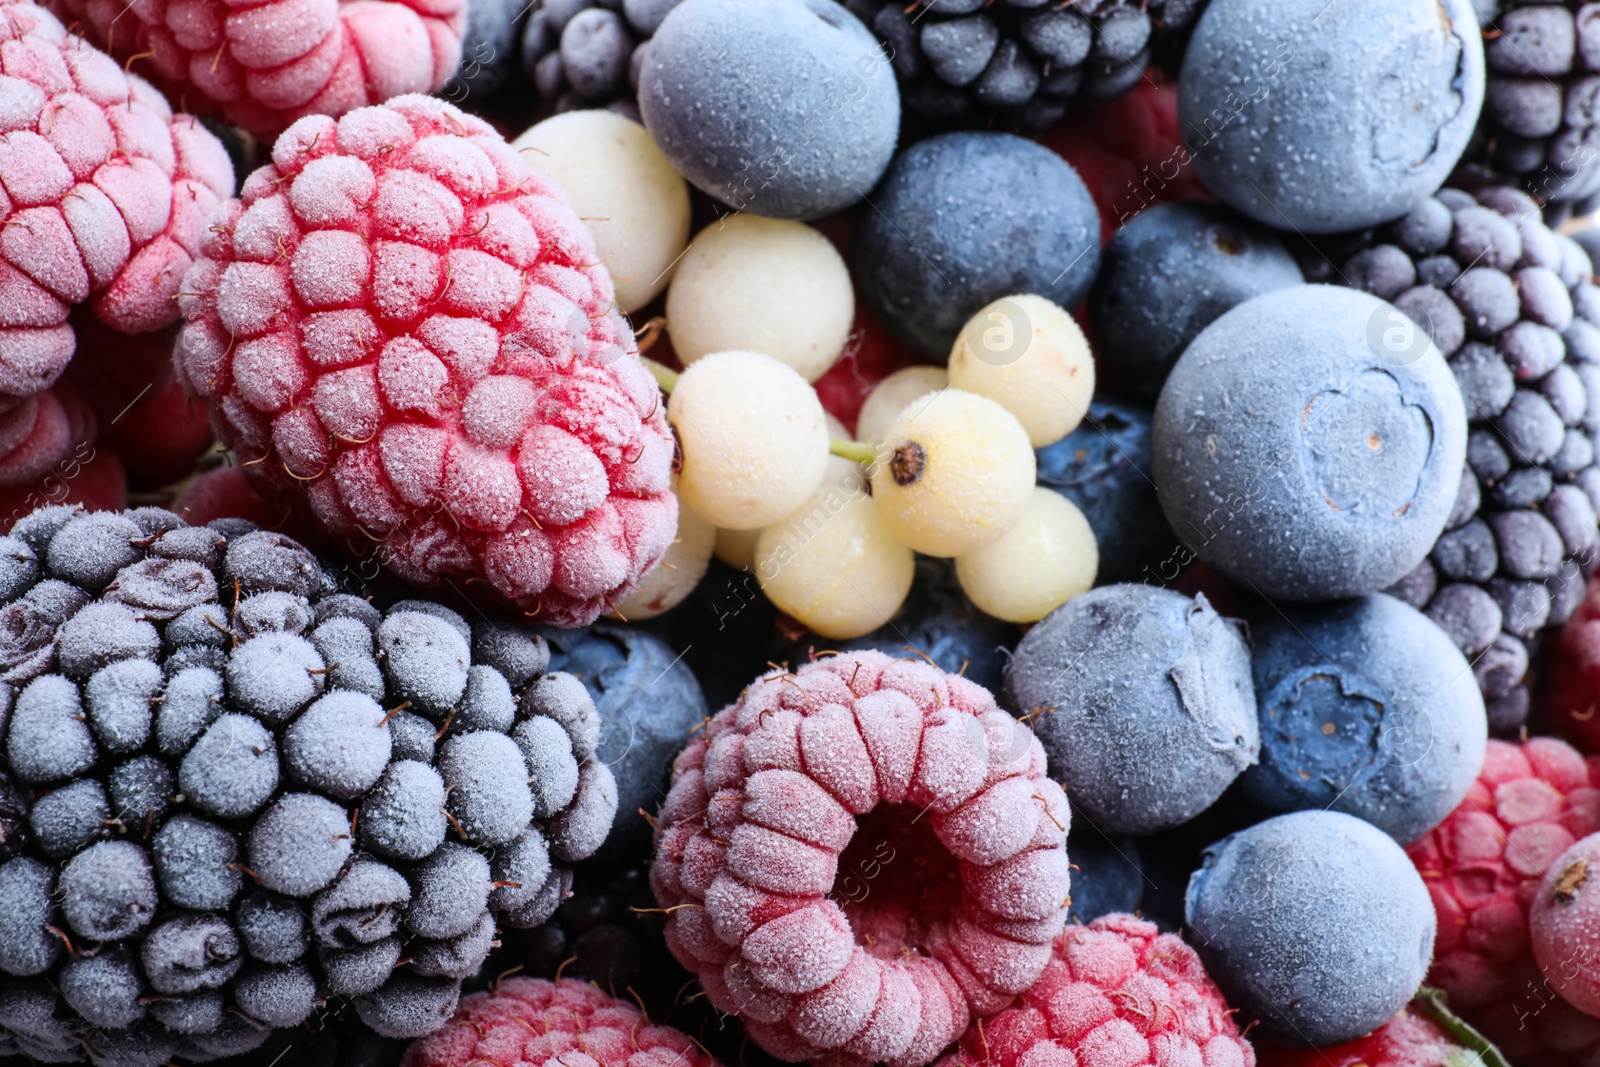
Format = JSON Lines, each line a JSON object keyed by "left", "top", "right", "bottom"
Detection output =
{"left": 847, "top": 0, "right": 1206, "bottom": 135}
{"left": 520, "top": 0, "right": 661, "bottom": 118}
{"left": 0, "top": 508, "right": 622, "bottom": 1061}
{"left": 1456, "top": 0, "right": 1600, "bottom": 217}
{"left": 1317, "top": 187, "right": 1600, "bottom": 733}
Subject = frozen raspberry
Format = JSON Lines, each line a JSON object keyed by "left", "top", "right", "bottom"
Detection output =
{"left": 0, "top": 380, "right": 94, "bottom": 487}
{"left": 43, "top": 0, "right": 466, "bottom": 139}
{"left": 1040, "top": 76, "right": 1211, "bottom": 244}
{"left": 171, "top": 465, "right": 289, "bottom": 529}
{"left": 1406, "top": 736, "right": 1600, "bottom": 1063}
{"left": 403, "top": 976, "right": 720, "bottom": 1067}
{"left": 937, "top": 913, "right": 1254, "bottom": 1067}
{"left": 651, "top": 649, "right": 1071, "bottom": 1067}
{"left": 1549, "top": 574, "right": 1600, "bottom": 753}
{"left": 0, "top": 0, "right": 233, "bottom": 406}
{"left": 0, "top": 449, "right": 125, "bottom": 532}
{"left": 1254, "top": 1002, "right": 1479, "bottom": 1067}
{"left": 175, "top": 95, "right": 677, "bottom": 629}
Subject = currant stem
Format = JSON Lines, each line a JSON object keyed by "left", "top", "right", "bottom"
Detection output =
{"left": 640, "top": 356, "right": 679, "bottom": 393}
{"left": 830, "top": 439, "right": 878, "bottom": 465}
{"left": 1413, "top": 987, "right": 1513, "bottom": 1067}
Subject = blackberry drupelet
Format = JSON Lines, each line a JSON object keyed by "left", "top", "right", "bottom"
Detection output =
{"left": 520, "top": 0, "right": 665, "bottom": 118}
{"left": 0, "top": 506, "right": 620, "bottom": 1063}
{"left": 846, "top": 0, "right": 1206, "bottom": 135}
{"left": 1457, "top": 0, "right": 1600, "bottom": 215}
{"left": 1322, "top": 186, "right": 1600, "bottom": 733}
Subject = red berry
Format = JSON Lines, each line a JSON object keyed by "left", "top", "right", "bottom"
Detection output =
{"left": 812, "top": 307, "right": 918, "bottom": 436}
{"left": 651, "top": 650, "right": 1071, "bottom": 1067}
{"left": 0, "top": 446, "right": 125, "bottom": 530}
{"left": 1041, "top": 77, "right": 1211, "bottom": 246}
{"left": 1406, "top": 737, "right": 1600, "bottom": 1062}
{"left": 175, "top": 95, "right": 677, "bottom": 628}
{"left": 0, "top": 379, "right": 93, "bottom": 485}
{"left": 403, "top": 977, "right": 720, "bottom": 1067}
{"left": 173, "top": 465, "right": 287, "bottom": 528}
{"left": 1254, "top": 1007, "right": 1465, "bottom": 1067}
{"left": 0, "top": 0, "right": 233, "bottom": 406}
{"left": 42, "top": 0, "right": 465, "bottom": 138}
{"left": 1547, "top": 574, "right": 1600, "bottom": 753}
{"left": 1529, "top": 831, "right": 1600, "bottom": 1019}
{"left": 104, "top": 378, "right": 214, "bottom": 489}
{"left": 939, "top": 913, "right": 1254, "bottom": 1067}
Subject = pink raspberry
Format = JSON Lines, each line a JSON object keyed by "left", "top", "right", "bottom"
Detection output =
{"left": 1254, "top": 1004, "right": 1471, "bottom": 1067}
{"left": 175, "top": 94, "right": 677, "bottom": 628}
{"left": 403, "top": 977, "right": 721, "bottom": 1067}
{"left": 0, "top": 0, "right": 232, "bottom": 404}
{"left": 0, "top": 377, "right": 93, "bottom": 484}
{"left": 1406, "top": 737, "right": 1600, "bottom": 1063}
{"left": 43, "top": 0, "right": 465, "bottom": 138}
{"left": 0, "top": 445, "right": 124, "bottom": 528}
{"left": 651, "top": 650, "right": 1072, "bottom": 1067}
{"left": 937, "top": 914, "right": 1254, "bottom": 1067}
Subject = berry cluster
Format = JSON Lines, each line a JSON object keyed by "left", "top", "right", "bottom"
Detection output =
{"left": 0, "top": 506, "right": 617, "bottom": 1060}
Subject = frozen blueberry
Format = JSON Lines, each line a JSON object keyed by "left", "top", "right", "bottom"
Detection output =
{"left": 1153, "top": 286, "right": 1469, "bottom": 600}
{"left": 378, "top": 611, "right": 469, "bottom": 717}
{"left": 60, "top": 840, "right": 158, "bottom": 942}
{"left": 1036, "top": 402, "right": 1177, "bottom": 586}
{"left": 60, "top": 946, "right": 145, "bottom": 1028}
{"left": 283, "top": 691, "right": 391, "bottom": 800}
{"left": 359, "top": 760, "right": 448, "bottom": 862}
{"left": 404, "top": 843, "right": 490, "bottom": 940}
{"left": 247, "top": 793, "right": 354, "bottom": 898}
{"left": 1185, "top": 810, "right": 1435, "bottom": 1046}
{"left": 29, "top": 779, "right": 108, "bottom": 858}
{"left": 1241, "top": 594, "right": 1487, "bottom": 844}
{"left": 545, "top": 623, "right": 706, "bottom": 863}
{"left": 856, "top": 131, "right": 1100, "bottom": 357}
{"left": 639, "top": 0, "right": 899, "bottom": 219}
{"left": 0, "top": 858, "right": 62, "bottom": 976}
{"left": 1180, "top": 0, "right": 1484, "bottom": 232}
{"left": 142, "top": 915, "right": 241, "bottom": 998}
{"left": 1005, "top": 584, "right": 1259, "bottom": 834}
{"left": 235, "top": 893, "right": 309, "bottom": 965}
{"left": 439, "top": 730, "right": 535, "bottom": 847}
{"left": 226, "top": 633, "right": 326, "bottom": 725}
{"left": 1065, "top": 828, "right": 1144, "bottom": 922}
{"left": 7, "top": 674, "right": 95, "bottom": 784}
{"left": 1090, "top": 202, "right": 1302, "bottom": 401}
{"left": 152, "top": 813, "right": 242, "bottom": 912}
{"left": 179, "top": 713, "right": 280, "bottom": 819}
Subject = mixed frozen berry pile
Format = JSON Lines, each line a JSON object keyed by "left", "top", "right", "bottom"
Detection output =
{"left": 4, "top": 0, "right": 1600, "bottom": 1064}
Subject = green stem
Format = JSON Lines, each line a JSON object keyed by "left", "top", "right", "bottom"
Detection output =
{"left": 640, "top": 357, "right": 679, "bottom": 393}
{"left": 830, "top": 439, "right": 878, "bottom": 465}
{"left": 1414, "top": 987, "right": 1513, "bottom": 1067}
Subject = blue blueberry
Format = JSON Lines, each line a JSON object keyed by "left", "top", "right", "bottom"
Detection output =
{"left": 1179, "top": 0, "right": 1484, "bottom": 232}
{"left": 544, "top": 623, "right": 707, "bottom": 868}
{"left": 1035, "top": 401, "right": 1178, "bottom": 586}
{"left": 855, "top": 131, "right": 1100, "bottom": 357}
{"left": 1185, "top": 810, "right": 1435, "bottom": 1046}
{"left": 1089, "top": 202, "right": 1302, "bottom": 402}
{"left": 1065, "top": 827, "right": 1143, "bottom": 923}
{"left": 1153, "top": 285, "right": 1469, "bottom": 600}
{"left": 639, "top": 0, "right": 899, "bottom": 219}
{"left": 1240, "top": 593, "right": 1487, "bottom": 843}
{"left": 1005, "top": 584, "right": 1259, "bottom": 834}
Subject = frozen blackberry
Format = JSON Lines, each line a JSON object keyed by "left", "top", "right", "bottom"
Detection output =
{"left": 0, "top": 507, "right": 621, "bottom": 1059}
{"left": 1314, "top": 187, "right": 1600, "bottom": 733}
{"left": 848, "top": 0, "right": 1205, "bottom": 135}
{"left": 520, "top": 0, "right": 662, "bottom": 116}
{"left": 1456, "top": 1, "right": 1600, "bottom": 213}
